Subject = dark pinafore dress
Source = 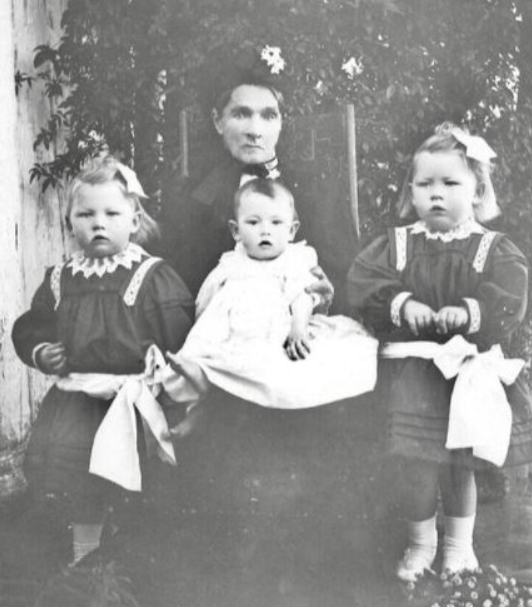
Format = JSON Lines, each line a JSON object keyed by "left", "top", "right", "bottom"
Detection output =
{"left": 348, "top": 221, "right": 532, "bottom": 468}
{"left": 12, "top": 244, "right": 193, "bottom": 515}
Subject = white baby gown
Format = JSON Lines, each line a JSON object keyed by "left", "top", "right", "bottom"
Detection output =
{"left": 165, "top": 242, "right": 378, "bottom": 409}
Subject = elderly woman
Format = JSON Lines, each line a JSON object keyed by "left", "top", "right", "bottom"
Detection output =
{"left": 160, "top": 44, "right": 358, "bottom": 311}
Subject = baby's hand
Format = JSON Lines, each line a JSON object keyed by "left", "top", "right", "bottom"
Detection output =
{"left": 285, "top": 329, "right": 311, "bottom": 361}
{"left": 36, "top": 342, "right": 67, "bottom": 375}
{"left": 402, "top": 299, "right": 436, "bottom": 336}
{"left": 434, "top": 306, "right": 469, "bottom": 335}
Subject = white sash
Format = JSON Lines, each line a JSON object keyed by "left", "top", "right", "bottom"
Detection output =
{"left": 56, "top": 345, "right": 175, "bottom": 491}
{"left": 381, "top": 335, "right": 524, "bottom": 466}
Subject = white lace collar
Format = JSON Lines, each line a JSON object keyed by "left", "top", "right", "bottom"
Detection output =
{"left": 219, "top": 241, "right": 310, "bottom": 274}
{"left": 410, "top": 219, "right": 484, "bottom": 242}
{"left": 67, "top": 243, "right": 147, "bottom": 278}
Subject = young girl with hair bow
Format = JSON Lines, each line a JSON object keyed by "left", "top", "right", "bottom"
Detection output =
{"left": 12, "top": 157, "right": 193, "bottom": 564}
{"left": 348, "top": 123, "right": 532, "bottom": 581}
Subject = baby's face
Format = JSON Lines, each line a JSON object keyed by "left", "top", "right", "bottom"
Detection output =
{"left": 231, "top": 191, "right": 298, "bottom": 260}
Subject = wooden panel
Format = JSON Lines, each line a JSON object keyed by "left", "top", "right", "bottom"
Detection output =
{"left": 0, "top": 0, "right": 68, "bottom": 497}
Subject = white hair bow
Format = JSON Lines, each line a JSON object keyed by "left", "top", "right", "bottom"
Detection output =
{"left": 449, "top": 127, "right": 497, "bottom": 164}
{"left": 115, "top": 162, "right": 148, "bottom": 198}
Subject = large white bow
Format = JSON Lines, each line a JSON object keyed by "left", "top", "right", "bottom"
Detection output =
{"left": 381, "top": 335, "right": 524, "bottom": 466}
{"left": 450, "top": 127, "right": 497, "bottom": 163}
{"left": 56, "top": 345, "right": 175, "bottom": 491}
{"left": 115, "top": 162, "right": 148, "bottom": 199}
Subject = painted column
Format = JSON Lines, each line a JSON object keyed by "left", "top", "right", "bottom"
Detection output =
{"left": 0, "top": 0, "right": 29, "bottom": 497}
{"left": 0, "top": 0, "right": 68, "bottom": 498}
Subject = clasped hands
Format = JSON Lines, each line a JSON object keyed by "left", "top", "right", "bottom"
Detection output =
{"left": 402, "top": 299, "right": 469, "bottom": 336}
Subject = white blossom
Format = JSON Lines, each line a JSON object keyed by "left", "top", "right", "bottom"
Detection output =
{"left": 342, "top": 56, "right": 364, "bottom": 78}
{"left": 261, "top": 45, "right": 286, "bottom": 74}
{"left": 314, "top": 79, "right": 326, "bottom": 95}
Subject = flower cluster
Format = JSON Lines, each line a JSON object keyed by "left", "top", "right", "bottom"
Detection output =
{"left": 260, "top": 45, "right": 286, "bottom": 74}
{"left": 403, "top": 564, "right": 532, "bottom": 607}
{"left": 341, "top": 56, "right": 364, "bottom": 79}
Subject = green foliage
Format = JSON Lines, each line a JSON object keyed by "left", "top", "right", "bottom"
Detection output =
{"left": 26, "top": 0, "right": 529, "bottom": 215}
{"left": 25, "top": 0, "right": 532, "bottom": 357}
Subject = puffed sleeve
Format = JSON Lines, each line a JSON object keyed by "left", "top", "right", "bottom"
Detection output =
{"left": 468, "top": 235, "right": 529, "bottom": 343}
{"left": 347, "top": 232, "right": 408, "bottom": 334}
{"left": 282, "top": 243, "right": 319, "bottom": 304}
{"left": 142, "top": 261, "right": 195, "bottom": 354}
{"left": 11, "top": 267, "right": 58, "bottom": 368}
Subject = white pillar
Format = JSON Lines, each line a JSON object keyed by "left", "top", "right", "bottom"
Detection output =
{"left": 0, "top": 0, "right": 29, "bottom": 497}
{"left": 0, "top": 0, "right": 68, "bottom": 499}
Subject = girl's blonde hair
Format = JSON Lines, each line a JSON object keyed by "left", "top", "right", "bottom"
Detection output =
{"left": 66, "top": 156, "right": 160, "bottom": 245}
{"left": 397, "top": 122, "right": 500, "bottom": 224}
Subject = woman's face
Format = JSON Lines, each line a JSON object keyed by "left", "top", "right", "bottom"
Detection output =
{"left": 213, "top": 84, "right": 282, "bottom": 165}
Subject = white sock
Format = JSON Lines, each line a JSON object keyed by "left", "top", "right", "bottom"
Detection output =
{"left": 407, "top": 515, "right": 438, "bottom": 552}
{"left": 443, "top": 514, "right": 476, "bottom": 558}
{"left": 71, "top": 523, "right": 103, "bottom": 564}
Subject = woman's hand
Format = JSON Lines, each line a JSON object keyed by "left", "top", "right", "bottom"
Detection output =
{"left": 402, "top": 299, "right": 436, "bottom": 336}
{"left": 36, "top": 342, "right": 67, "bottom": 375}
{"left": 306, "top": 266, "right": 334, "bottom": 313}
{"left": 434, "top": 306, "right": 469, "bottom": 335}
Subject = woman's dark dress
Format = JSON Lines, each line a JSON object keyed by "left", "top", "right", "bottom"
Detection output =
{"left": 160, "top": 156, "right": 358, "bottom": 312}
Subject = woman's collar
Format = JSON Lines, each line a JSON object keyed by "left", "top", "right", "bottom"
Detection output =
{"left": 410, "top": 219, "right": 484, "bottom": 242}
{"left": 191, "top": 155, "right": 281, "bottom": 205}
{"left": 259, "top": 156, "right": 280, "bottom": 176}
{"left": 67, "top": 242, "right": 147, "bottom": 278}
{"left": 239, "top": 157, "right": 280, "bottom": 184}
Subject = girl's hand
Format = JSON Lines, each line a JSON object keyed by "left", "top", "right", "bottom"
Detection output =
{"left": 402, "top": 299, "right": 436, "bottom": 336}
{"left": 434, "top": 306, "right": 469, "bottom": 335}
{"left": 169, "top": 402, "right": 207, "bottom": 439}
{"left": 285, "top": 329, "right": 311, "bottom": 360}
{"left": 165, "top": 352, "right": 210, "bottom": 396}
{"left": 36, "top": 342, "right": 67, "bottom": 375}
{"left": 306, "top": 266, "right": 334, "bottom": 313}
